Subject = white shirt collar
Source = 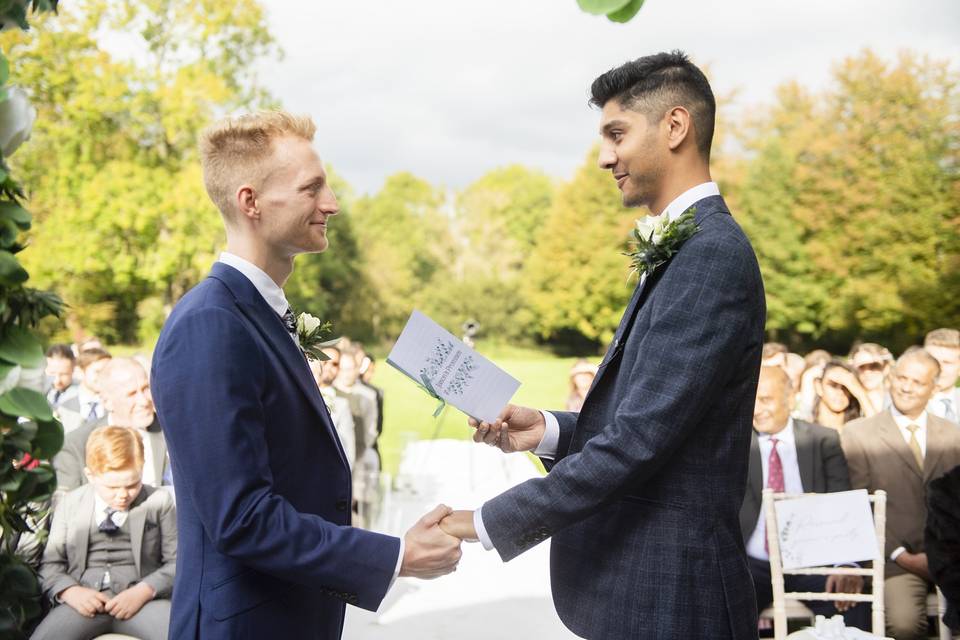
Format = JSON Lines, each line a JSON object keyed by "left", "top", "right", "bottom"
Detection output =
{"left": 218, "top": 252, "right": 290, "bottom": 317}
{"left": 890, "top": 405, "right": 928, "bottom": 430}
{"left": 93, "top": 493, "right": 130, "bottom": 527}
{"left": 659, "top": 182, "right": 720, "bottom": 221}
{"left": 757, "top": 417, "right": 795, "bottom": 445}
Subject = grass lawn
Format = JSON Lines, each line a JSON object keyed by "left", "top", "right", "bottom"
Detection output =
{"left": 374, "top": 342, "right": 585, "bottom": 477}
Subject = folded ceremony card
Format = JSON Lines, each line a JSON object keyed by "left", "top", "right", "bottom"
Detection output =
{"left": 387, "top": 310, "right": 520, "bottom": 423}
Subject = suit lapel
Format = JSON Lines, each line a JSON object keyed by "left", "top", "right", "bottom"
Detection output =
{"left": 924, "top": 415, "right": 950, "bottom": 483}
{"left": 876, "top": 412, "right": 923, "bottom": 479}
{"left": 128, "top": 488, "right": 148, "bottom": 577}
{"left": 794, "top": 421, "right": 815, "bottom": 492}
{"left": 74, "top": 486, "right": 95, "bottom": 573}
{"left": 748, "top": 433, "right": 762, "bottom": 502}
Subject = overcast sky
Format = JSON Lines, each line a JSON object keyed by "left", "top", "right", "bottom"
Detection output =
{"left": 257, "top": 0, "right": 960, "bottom": 195}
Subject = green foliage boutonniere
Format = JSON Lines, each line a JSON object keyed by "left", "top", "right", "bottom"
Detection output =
{"left": 296, "top": 312, "right": 336, "bottom": 361}
{"left": 626, "top": 207, "right": 700, "bottom": 279}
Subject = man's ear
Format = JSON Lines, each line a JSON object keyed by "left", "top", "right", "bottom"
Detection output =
{"left": 665, "top": 106, "right": 693, "bottom": 151}
{"left": 83, "top": 467, "right": 94, "bottom": 484}
{"left": 236, "top": 185, "right": 260, "bottom": 221}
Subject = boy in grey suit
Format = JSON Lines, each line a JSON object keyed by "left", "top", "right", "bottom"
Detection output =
{"left": 32, "top": 426, "right": 176, "bottom": 640}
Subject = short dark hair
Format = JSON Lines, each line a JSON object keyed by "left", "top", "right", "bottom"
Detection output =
{"left": 76, "top": 347, "right": 111, "bottom": 371}
{"left": 590, "top": 50, "right": 716, "bottom": 158}
{"left": 46, "top": 343, "right": 75, "bottom": 361}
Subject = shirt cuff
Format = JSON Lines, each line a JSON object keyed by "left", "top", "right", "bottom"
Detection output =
{"left": 474, "top": 506, "right": 494, "bottom": 551}
{"left": 388, "top": 538, "right": 405, "bottom": 590}
{"left": 890, "top": 546, "right": 906, "bottom": 562}
{"left": 533, "top": 411, "right": 560, "bottom": 460}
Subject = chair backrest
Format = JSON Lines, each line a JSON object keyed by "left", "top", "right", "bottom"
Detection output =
{"left": 762, "top": 488, "right": 887, "bottom": 639}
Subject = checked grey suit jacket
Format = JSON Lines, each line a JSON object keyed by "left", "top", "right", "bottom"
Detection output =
{"left": 482, "top": 195, "right": 766, "bottom": 640}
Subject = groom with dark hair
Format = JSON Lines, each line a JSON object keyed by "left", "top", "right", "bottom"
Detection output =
{"left": 441, "top": 51, "right": 766, "bottom": 639}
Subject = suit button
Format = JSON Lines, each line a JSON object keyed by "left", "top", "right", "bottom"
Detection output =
{"left": 335, "top": 499, "right": 349, "bottom": 512}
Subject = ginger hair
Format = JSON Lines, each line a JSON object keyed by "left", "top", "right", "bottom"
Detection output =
{"left": 85, "top": 426, "right": 145, "bottom": 475}
{"left": 199, "top": 110, "right": 317, "bottom": 221}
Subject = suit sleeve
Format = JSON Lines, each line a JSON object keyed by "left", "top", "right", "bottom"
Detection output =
{"left": 481, "top": 228, "right": 763, "bottom": 561}
{"left": 152, "top": 306, "right": 400, "bottom": 611}
{"left": 38, "top": 494, "right": 79, "bottom": 602}
{"left": 52, "top": 432, "right": 85, "bottom": 497}
{"left": 821, "top": 429, "right": 852, "bottom": 492}
{"left": 139, "top": 491, "right": 177, "bottom": 599}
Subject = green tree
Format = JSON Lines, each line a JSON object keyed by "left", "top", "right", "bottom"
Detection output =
{"left": 522, "top": 147, "right": 636, "bottom": 350}
{"left": 6, "top": 0, "right": 279, "bottom": 344}
{"left": 350, "top": 172, "right": 456, "bottom": 341}
{"left": 733, "top": 51, "right": 960, "bottom": 351}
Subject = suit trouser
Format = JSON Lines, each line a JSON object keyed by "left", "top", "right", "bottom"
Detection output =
{"left": 749, "top": 556, "right": 872, "bottom": 631}
{"left": 885, "top": 572, "right": 932, "bottom": 640}
{"left": 30, "top": 599, "right": 171, "bottom": 640}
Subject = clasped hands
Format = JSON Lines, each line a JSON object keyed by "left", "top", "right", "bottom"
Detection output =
{"left": 400, "top": 404, "right": 543, "bottom": 579}
{"left": 59, "top": 582, "right": 155, "bottom": 619}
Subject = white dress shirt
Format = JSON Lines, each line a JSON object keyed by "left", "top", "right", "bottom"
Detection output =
{"left": 78, "top": 387, "right": 105, "bottom": 422}
{"left": 745, "top": 419, "right": 804, "bottom": 561}
{"left": 890, "top": 406, "right": 928, "bottom": 458}
{"left": 217, "top": 253, "right": 405, "bottom": 583}
{"left": 94, "top": 493, "right": 131, "bottom": 528}
{"left": 928, "top": 389, "right": 959, "bottom": 424}
{"left": 474, "top": 182, "right": 722, "bottom": 551}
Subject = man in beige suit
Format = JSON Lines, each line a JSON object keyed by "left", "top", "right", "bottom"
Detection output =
{"left": 842, "top": 347, "right": 960, "bottom": 640}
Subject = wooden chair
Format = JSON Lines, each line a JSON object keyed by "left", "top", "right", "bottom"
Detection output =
{"left": 762, "top": 489, "right": 887, "bottom": 639}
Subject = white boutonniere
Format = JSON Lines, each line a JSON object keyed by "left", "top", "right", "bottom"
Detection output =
{"left": 295, "top": 312, "right": 337, "bottom": 361}
{"left": 625, "top": 207, "right": 700, "bottom": 279}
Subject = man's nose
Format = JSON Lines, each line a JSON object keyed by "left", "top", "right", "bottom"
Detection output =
{"left": 597, "top": 144, "right": 617, "bottom": 170}
{"left": 319, "top": 186, "right": 340, "bottom": 215}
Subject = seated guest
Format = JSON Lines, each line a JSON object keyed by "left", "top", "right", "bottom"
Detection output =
{"left": 796, "top": 349, "right": 832, "bottom": 420}
{"left": 850, "top": 342, "right": 893, "bottom": 415}
{"left": 566, "top": 359, "right": 598, "bottom": 412}
{"left": 741, "top": 366, "right": 869, "bottom": 632}
{"left": 32, "top": 426, "right": 176, "bottom": 640}
{"left": 45, "top": 344, "right": 79, "bottom": 419}
{"left": 54, "top": 358, "right": 170, "bottom": 499}
{"left": 924, "top": 328, "right": 959, "bottom": 424}
{"left": 926, "top": 463, "right": 960, "bottom": 633}
{"left": 309, "top": 347, "right": 357, "bottom": 467}
{"left": 842, "top": 348, "right": 960, "bottom": 640}
{"left": 56, "top": 348, "right": 112, "bottom": 434}
{"left": 813, "top": 360, "right": 873, "bottom": 430}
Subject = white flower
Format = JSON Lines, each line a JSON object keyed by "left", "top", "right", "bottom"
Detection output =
{"left": 0, "top": 86, "right": 36, "bottom": 158}
{"left": 635, "top": 214, "right": 669, "bottom": 244}
{"left": 297, "top": 312, "right": 322, "bottom": 335}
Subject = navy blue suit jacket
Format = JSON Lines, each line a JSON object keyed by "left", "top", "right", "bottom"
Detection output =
{"left": 482, "top": 196, "right": 766, "bottom": 639}
{"left": 152, "top": 263, "right": 400, "bottom": 640}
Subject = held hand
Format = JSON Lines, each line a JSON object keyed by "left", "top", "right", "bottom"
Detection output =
{"left": 400, "top": 504, "right": 463, "bottom": 580}
{"left": 105, "top": 582, "right": 155, "bottom": 620}
{"left": 59, "top": 585, "right": 110, "bottom": 618}
{"left": 468, "top": 404, "right": 545, "bottom": 453}
{"left": 439, "top": 510, "right": 478, "bottom": 542}
{"left": 895, "top": 551, "right": 932, "bottom": 581}
{"left": 825, "top": 574, "right": 863, "bottom": 612}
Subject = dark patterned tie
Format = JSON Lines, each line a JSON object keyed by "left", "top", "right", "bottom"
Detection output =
{"left": 281, "top": 307, "right": 297, "bottom": 340}
{"left": 765, "top": 438, "right": 785, "bottom": 554}
{"left": 99, "top": 507, "right": 120, "bottom": 535}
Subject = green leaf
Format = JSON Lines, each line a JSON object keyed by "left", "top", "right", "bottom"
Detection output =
{"left": 0, "top": 560, "right": 39, "bottom": 598}
{"left": 577, "top": 0, "right": 632, "bottom": 15}
{"left": 0, "top": 326, "right": 44, "bottom": 368}
{"left": 607, "top": 0, "right": 644, "bottom": 22}
{"left": 0, "top": 52, "right": 8, "bottom": 86}
{"left": 0, "top": 201, "right": 32, "bottom": 230}
{"left": 0, "top": 389, "right": 53, "bottom": 422}
{"left": 0, "top": 250, "right": 28, "bottom": 285}
{"left": 32, "top": 420, "right": 63, "bottom": 459}
{"left": 0, "top": 218, "right": 19, "bottom": 247}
